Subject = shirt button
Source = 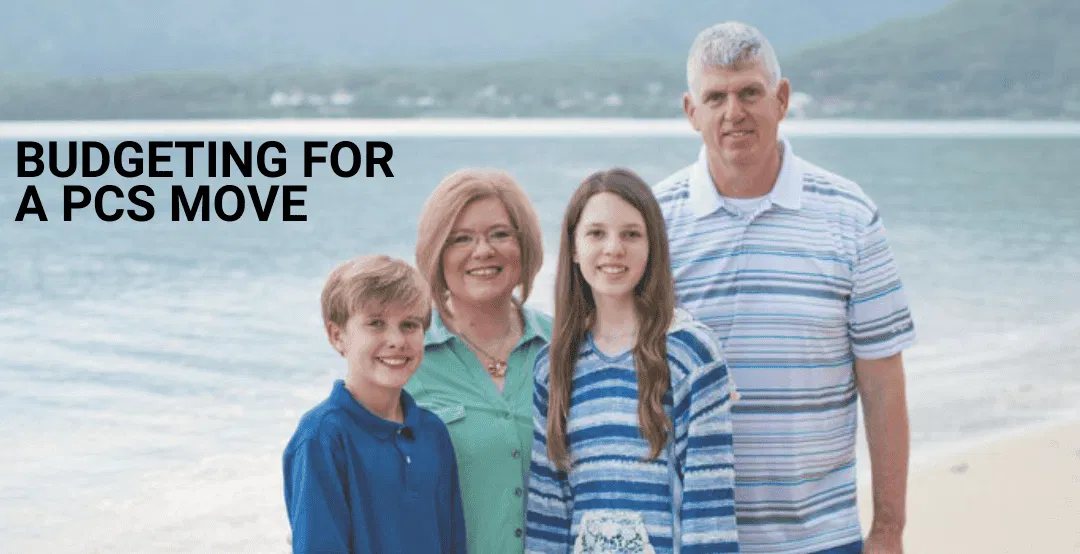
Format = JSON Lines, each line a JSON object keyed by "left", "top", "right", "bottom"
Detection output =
{"left": 405, "top": 456, "right": 411, "bottom": 464}
{"left": 514, "top": 487, "right": 523, "bottom": 497}
{"left": 511, "top": 449, "right": 520, "bottom": 459}
{"left": 514, "top": 528, "right": 523, "bottom": 538}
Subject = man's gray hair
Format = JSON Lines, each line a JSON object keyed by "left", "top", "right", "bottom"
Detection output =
{"left": 687, "top": 22, "right": 782, "bottom": 99}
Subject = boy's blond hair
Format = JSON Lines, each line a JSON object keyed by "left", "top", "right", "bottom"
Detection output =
{"left": 321, "top": 255, "right": 432, "bottom": 331}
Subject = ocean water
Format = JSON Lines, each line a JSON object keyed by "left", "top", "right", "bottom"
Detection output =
{"left": 2, "top": 122, "right": 1079, "bottom": 552}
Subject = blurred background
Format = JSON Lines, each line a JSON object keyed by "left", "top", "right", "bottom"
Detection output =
{"left": 2, "top": 0, "right": 1078, "bottom": 120}
{"left": 2, "top": 1, "right": 1079, "bottom": 552}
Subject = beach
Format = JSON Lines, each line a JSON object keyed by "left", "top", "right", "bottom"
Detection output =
{"left": 3, "top": 127, "right": 1079, "bottom": 552}
{"left": 860, "top": 420, "right": 1080, "bottom": 553}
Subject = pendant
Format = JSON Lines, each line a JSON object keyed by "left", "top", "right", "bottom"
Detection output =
{"left": 488, "top": 360, "right": 507, "bottom": 377}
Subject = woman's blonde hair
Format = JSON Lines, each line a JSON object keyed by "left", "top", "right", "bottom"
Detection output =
{"left": 415, "top": 168, "right": 543, "bottom": 318}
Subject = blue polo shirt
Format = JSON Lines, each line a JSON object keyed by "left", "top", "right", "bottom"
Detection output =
{"left": 283, "top": 380, "right": 467, "bottom": 554}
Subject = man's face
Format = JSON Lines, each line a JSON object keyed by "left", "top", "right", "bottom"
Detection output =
{"left": 684, "top": 60, "right": 790, "bottom": 171}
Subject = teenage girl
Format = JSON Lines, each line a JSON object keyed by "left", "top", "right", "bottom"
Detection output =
{"left": 525, "top": 168, "right": 740, "bottom": 554}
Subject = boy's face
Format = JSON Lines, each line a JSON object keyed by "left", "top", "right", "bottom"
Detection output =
{"left": 327, "top": 303, "right": 427, "bottom": 395}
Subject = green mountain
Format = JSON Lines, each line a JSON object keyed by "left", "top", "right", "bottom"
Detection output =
{"left": 2, "top": 1, "right": 947, "bottom": 77}
{"left": 1, "top": 0, "right": 1075, "bottom": 120}
{"left": 781, "top": 0, "right": 1080, "bottom": 118}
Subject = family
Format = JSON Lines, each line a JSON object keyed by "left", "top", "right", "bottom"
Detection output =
{"left": 283, "top": 21, "right": 915, "bottom": 554}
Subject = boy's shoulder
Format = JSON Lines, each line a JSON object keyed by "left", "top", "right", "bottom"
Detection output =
{"left": 284, "top": 387, "right": 454, "bottom": 458}
{"left": 285, "top": 390, "right": 358, "bottom": 453}
{"left": 413, "top": 404, "right": 452, "bottom": 439}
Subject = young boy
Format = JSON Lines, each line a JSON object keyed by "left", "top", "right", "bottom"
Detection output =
{"left": 283, "top": 255, "right": 467, "bottom": 553}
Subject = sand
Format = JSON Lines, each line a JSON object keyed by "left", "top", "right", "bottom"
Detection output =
{"left": 859, "top": 421, "right": 1080, "bottom": 553}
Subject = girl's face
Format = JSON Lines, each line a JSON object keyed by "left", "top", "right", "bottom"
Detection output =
{"left": 573, "top": 192, "right": 649, "bottom": 305}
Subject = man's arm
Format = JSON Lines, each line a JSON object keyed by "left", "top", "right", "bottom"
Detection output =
{"left": 855, "top": 352, "right": 909, "bottom": 552}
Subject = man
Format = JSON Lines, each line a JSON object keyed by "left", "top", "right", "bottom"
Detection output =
{"left": 654, "top": 21, "right": 915, "bottom": 554}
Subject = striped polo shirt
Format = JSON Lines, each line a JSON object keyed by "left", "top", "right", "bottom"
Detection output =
{"left": 654, "top": 138, "right": 916, "bottom": 553}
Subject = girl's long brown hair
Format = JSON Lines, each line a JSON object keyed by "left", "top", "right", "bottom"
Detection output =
{"left": 546, "top": 168, "right": 676, "bottom": 471}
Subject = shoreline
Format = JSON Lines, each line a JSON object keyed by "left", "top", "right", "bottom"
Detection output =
{"left": 4, "top": 117, "right": 1080, "bottom": 139}
{"left": 858, "top": 418, "right": 1080, "bottom": 553}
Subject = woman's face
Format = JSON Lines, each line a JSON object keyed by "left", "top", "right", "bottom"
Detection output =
{"left": 441, "top": 196, "right": 523, "bottom": 308}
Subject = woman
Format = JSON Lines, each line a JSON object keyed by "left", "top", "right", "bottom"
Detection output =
{"left": 407, "top": 168, "right": 552, "bottom": 554}
{"left": 525, "top": 168, "right": 739, "bottom": 553}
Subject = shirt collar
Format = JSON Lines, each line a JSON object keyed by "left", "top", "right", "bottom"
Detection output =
{"left": 424, "top": 309, "right": 456, "bottom": 346}
{"left": 688, "top": 135, "right": 802, "bottom": 218}
{"left": 424, "top": 303, "right": 547, "bottom": 348}
{"left": 329, "top": 379, "right": 420, "bottom": 440}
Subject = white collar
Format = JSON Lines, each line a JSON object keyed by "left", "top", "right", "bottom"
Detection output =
{"left": 688, "top": 135, "right": 802, "bottom": 218}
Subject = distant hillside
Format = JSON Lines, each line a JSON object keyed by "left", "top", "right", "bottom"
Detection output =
{"left": 2, "top": 1, "right": 948, "bottom": 77}
{"left": 563, "top": 0, "right": 951, "bottom": 62}
{"left": 2, "top": 0, "right": 1076, "bottom": 120}
{"left": 782, "top": 0, "right": 1080, "bottom": 118}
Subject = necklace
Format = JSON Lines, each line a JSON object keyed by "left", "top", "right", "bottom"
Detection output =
{"left": 460, "top": 330, "right": 509, "bottom": 377}
{"left": 446, "top": 302, "right": 522, "bottom": 379}
{"left": 458, "top": 331, "right": 511, "bottom": 378}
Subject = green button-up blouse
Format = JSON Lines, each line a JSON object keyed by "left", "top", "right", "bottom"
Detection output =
{"left": 405, "top": 305, "right": 552, "bottom": 554}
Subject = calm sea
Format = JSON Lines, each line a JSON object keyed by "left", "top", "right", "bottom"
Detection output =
{"left": 2, "top": 121, "right": 1079, "bottom": 552}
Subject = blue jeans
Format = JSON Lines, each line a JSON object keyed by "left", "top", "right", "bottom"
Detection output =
{"left": 814, "top": 540, "right": 863, "bottom": 554}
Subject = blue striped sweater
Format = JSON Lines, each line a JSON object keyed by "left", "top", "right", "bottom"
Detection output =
{"left": 525, "top": 310, "right": 740, "bottom": 553}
